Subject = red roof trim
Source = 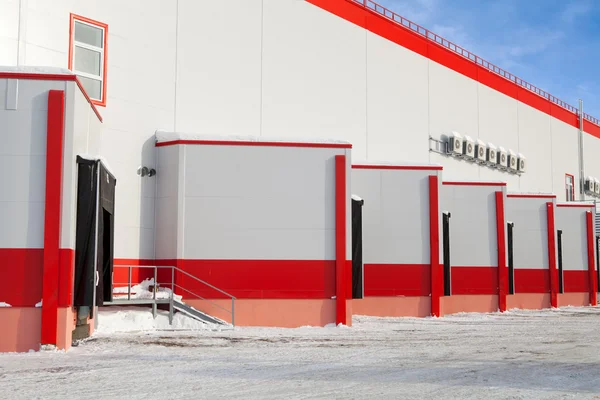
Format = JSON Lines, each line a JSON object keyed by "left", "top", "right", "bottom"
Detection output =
{"left": 155, "top": 139, "right": 352, "bottom": 149}
{"left": 352, "top": 164, "right": 442, "bottom": 171}
{"left": 443, "top": 181, "right": 506, "bottom": 187}
{"left": 0, "top": 72, "right": 103, "bottom": 122}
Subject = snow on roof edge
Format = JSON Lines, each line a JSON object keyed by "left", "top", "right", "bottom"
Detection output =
{"left": 0, "top": 66, "right": 74, "bottom": 75}
{"left": 155, "top": 131, "right": 351, "bottom": 145}
{"left": 352, "top": 160, "right": 442, "bottom": 168}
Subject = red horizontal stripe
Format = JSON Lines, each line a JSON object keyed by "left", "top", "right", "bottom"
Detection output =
{"left": 307, "top": 0, "right": 600, "bottom": 139}
{"left": 155, "top": 139, "right": 352, "bottom": 149}
{"left": 175, "top": 260, "right": 336, "bottom": 299}
{"left": 507, "top": 194, "right": 556, "bottom": 199}
{"left": 0, "top": 249, "right": 44, "bottom": 306}
{"left": 352, "top": 164, "right": 442, "bottom": 171}
{"left": 514, "top": 269, "right": 550, "bottom": 293}
{"left": 451, "top": 266, "right": 498, "bottom": 295}
{"left": 113, "top": 259, "right": 177, "bottom": 287}
{"left": 363, "top": 264, "right": 431, "bottom": 296}
{"left": 563, "top": 270, "right": 590, "bottom": 293}
{"left": 0, "top": 72, "right": 103, "bottom": 122}
{"left": 443, "top": 181, "right": 506, "bottom": 187}
{"left": 556, "top": 204, "right": 595, "bottom": 208}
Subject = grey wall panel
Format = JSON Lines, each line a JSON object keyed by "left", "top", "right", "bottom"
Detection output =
{"left": 441, "top": 184, "right": 501, "bottom": 267}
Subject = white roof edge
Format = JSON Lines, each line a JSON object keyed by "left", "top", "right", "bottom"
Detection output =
{"left": 352, "top": 160, "right": 442, "bottom": 168}
{"left": 155, "top": 131, "right": 351, "bottom": 145}
{"left": 507, "top": 192, "right": 555, "bottom": 196}
{"left": 0, "top": 65, "right": 74, "bottom": 75}
{"left": 556, "top": 201, "right": 596, "bottom": 206}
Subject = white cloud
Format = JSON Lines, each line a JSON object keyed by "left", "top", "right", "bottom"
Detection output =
{"left": 561, "top": 1, "right": 593, "bottom": 23}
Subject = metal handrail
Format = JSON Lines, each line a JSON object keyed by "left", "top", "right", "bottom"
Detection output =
{"left": 348, "top": 0, "right": 600, "bottom": 126}
{"left": 112, "top": 265, "right": 236, "bottom": 326}
{"left": 172, "top": 284, "right": 233, "bottom": 315}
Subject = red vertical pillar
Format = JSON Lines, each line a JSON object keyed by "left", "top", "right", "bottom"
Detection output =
{"left": 429, "top": 175, "right": 441, "bottom": 317}
{"left": 335, "top": 155, "right": 347, "bottom": 325}
{"left": 546, "top": 202, "right": 559, "bottom": 308}
{"left": 495, "top": 191, "right": 507, "bottom": 312}
{"left": 586, "top": 211, "right": 597, "bottom": 306}
{"left": 42, "top": 90, "right": 66, "bottom": 346}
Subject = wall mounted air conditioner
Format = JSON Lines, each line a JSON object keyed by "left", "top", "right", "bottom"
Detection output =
{"left": 507, "top": 149, "right": 518, "bottom": 173}
{"left": 517, "top": 153, "right": 526, "bottom": 173}
{"left": 463, "top": 135, "right": 475, "bottom": 159}
{"left": 585, "top": 176, "right": 595, "bottom": 193}
{"left": 487, "top": 143, "right": 498, "bottom": 166}
{"left": 497, "top": 146, "right": 508, "bottom": 170}
{"left": 475, "top": 140, "right": 487, "bottom": 164}
{"left": 595, "top": 178, "right": 600, "bottom": 196}
{"left": 448, "top": 132, "right": 463, "bottom": 157}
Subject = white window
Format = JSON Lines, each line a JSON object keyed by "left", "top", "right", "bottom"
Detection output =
{"left": 70, "top": 15, "right": 107, "bottom": 105}
{"left": 565, "top": 174, "right": 575, "bottom": 201}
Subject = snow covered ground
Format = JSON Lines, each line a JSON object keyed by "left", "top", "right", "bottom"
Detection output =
{"left": 2, "top": 307, "right": 600, "bottom": 399}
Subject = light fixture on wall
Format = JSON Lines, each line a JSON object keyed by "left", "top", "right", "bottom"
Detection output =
{"left": 137, "top": 166, "right": 156, "bottom": 177}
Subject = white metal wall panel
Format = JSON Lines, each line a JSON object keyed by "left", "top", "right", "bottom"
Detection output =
{"left": 0, "top": 78, "right": 69, "bottom": 248}
{"left": 583, "top": 133, "right": 600, "bottom": 195}
{"left": 155, "top": 146, "right": 180, "bottom": 260}
{"left": 0, "top": 0, "right": 18, "bottom": 65}
{"left": 516, "top": 103, "right": 553, "bottom": 194}
{"left": 181, "top": 144, "right": 343, "bottom": 260}
{"left": 261, "top": 0, "right": 367, "bottom": 159}
{"left": 505, "top": 197, "right": 550, "bottom": 270}
{"left": 555, "top": 207, "right": 589, "bottom": 271}
{"left": 550, "top": 119, "right": 579, "bottom": 202}
{"left": 352, "top": 168, "right": 432, "bottom": 264}
{"left": 441, "top": 184, "right": 500, "bottom": 267}
{"left": 428, "top": 62, "right": 479, "bottom": 181}
{"left": 175, "top": 0, "right": 261, "bottom": 136}
{"left": 365, "top": 32, "right": 428, "bottom": 162}
{"left": 428, "top": 62, "right": 478, "bottom": 145}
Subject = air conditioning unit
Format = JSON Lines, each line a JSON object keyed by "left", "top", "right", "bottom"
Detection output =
{"left": 595, "top": 178, "right": 600, "bottom": 196}
{"left": 517, "top": 153, "right": 526, "bottom": 173}
{"left": 497, "top": 146, "right": 508, "bottom": 170}
{"left": 585, "top": 176, "right": 595, "bottom": 193}
{"left": 475, "top": 140, "right": 487, "bottom": 163}
{"left": 463, "top": 135, "right": 475, "bottom": 159}
{"left": 448, "top": 132, "right": 463, "bottom": 157}
{"left": 487, "top": 142, "right": 498, "bottom": 166}
{"left": 507, "top": 149, "right": 518, "bottom": 173}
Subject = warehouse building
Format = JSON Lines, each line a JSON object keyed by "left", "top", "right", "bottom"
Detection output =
{"left": 0, "top": 0, "right": 598, "bottom": 352}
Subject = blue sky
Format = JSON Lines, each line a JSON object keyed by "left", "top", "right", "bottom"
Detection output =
{"left": 377, "top": 0, "right": 600, "bottom": 118}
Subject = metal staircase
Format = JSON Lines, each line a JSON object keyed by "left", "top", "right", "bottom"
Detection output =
{"left": 104, "top": 265, "right": 235, "bottom": 328}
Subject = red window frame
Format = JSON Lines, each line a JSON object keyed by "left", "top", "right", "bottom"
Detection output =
{"left": 68, "top": 13, "right": 108, "bottom": 107}
{"left": 565, "top": 174, "right": 575, "bottom": 201}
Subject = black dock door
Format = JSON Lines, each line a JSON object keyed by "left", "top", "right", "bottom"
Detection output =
{"left": 507, "top": 222, "right": 515, "bottom": 294}
{"left": 74, "top": 157, "right": 116, "bottom": 318}
{"left": 557, "top": 230, "right": 564, "bottom": 293}
{"left": 443, "top": 212, "right": 451, "bottom": 296}
{"left": 352, "top": 197, "right": 364, "bottom": 299}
